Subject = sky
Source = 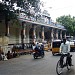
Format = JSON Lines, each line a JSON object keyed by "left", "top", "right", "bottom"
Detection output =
{"left": 40, "top": 0, "right": 75, "bottom": 22}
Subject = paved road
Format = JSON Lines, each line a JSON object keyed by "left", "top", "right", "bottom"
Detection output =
{"left": 0, "top": 51, "right": 75, "bottom": 75}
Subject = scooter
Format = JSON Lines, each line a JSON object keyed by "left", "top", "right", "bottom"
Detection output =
{"left": 33, "top": 50, "right": 44, "bottom": 59}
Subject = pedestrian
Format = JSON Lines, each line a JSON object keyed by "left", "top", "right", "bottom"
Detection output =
{"left": 1, "top": 52, "right": 8, "bottom": 61}
{"left": 1, "top": 52, "right": 5, "bottom": 60}
{"left": 7, "top": 51, "right": 12, "bottom": 59}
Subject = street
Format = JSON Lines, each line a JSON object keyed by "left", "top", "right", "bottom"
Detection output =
{"left": 0, "top": 51, "right": 75, "bottom": 75}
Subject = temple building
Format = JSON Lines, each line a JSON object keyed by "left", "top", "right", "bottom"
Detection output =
{"left": 0, "top": 3, "right": 66, "bottom": 54}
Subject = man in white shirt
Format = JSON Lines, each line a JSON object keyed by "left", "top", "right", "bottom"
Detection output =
{"left": 60, "top": 38, "right": 70, "bottom": 54}
{"left": 60, "top": 38, "right": 73, "bottom": 67}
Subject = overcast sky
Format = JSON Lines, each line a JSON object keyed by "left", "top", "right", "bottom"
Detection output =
{"left": 40, "top": 0, "right": 75, "bottom": 22}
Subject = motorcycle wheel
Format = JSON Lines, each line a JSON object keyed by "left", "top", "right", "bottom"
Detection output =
{"left": 33, "top": 53, "right": 37, "bottom": 59}
{"left": 34, "top": 56, "right": 37, "bottom": 59}
{"left": 41, "top": 54, "right": 44, "bottom": 58}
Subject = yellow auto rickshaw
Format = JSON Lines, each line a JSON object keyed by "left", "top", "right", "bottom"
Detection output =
{"left": 52, "top": 40, "right": 62, "bottom": 55}
{"left": 43, "top": 41, "right": 51, "bottom": 51}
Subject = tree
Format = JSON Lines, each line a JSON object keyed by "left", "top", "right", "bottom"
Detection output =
{"left": 56, "top": 15, "right": 75, "bottom": 36}
{"left": 1, "top": 0, "right": 41, "bottom": 14}
{"left": 27, "top": 0, "right": 40, "bottom": 12}
{"left": 11, "top": 0, "right": 41, "bottom": 13}
{"left": 0, "top": 2, "right": 19, "bottom": 36}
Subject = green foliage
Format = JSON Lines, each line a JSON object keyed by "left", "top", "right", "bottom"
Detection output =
{"left": 56, "top": 15, "right": 75, "bottom": 36}
{"left": 0, "top": 3, "right": 17, "bottom": 20}
{"left": 0, "top": 0, "right": 41, "bottom": 26}
{"left": 27, "top": 0, "right": 40, "bottom": 12}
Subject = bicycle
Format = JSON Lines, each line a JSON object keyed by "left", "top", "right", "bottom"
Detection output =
{"left": 56, "top": 53, "right": 73, "bottom": 75}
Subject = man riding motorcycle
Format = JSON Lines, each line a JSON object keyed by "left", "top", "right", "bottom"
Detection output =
{"left": 33, "top": 43, "right": 44, "bottom": 59}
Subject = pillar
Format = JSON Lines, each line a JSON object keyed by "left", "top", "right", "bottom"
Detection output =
{"left": 26, "top": 25, "right": 29, "bottom": 43}
{"left": 64, "top": 31, "right": 66, "bottom": 39}
{"left": 33, "top": 25, "right": 36, "bottom": 43}
{"left": 56, "top": 29, "right": 58, "bottom": 39}
{"left": 37, "top": 27, "right": 40, "bottom": 42}
{"left": 60, "top": 30, "right": 62, "bottom": 40}
{"left": 41, "top": 26, "right": 44, "bottom": 42}
{"left": 51, "top": 28, "right": 54, "bottom": 41}
{"left": 5, "top": 21, "right": 9, "bottom": 36}
{"left": 21, "top": 22, "right": 26, "bottom": 49}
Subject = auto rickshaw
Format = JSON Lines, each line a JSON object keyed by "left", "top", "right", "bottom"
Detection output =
{"left": 43, "top": 41, "right": 51, "bottom": 51}
{"left": 69, "top": 40, "right": 75, "bottom": 52}
{"left": 52, "top": 39, "right": 61, "bottom": 55}
{"left": 44, "top": 43, "right": 51, "bottom": 51}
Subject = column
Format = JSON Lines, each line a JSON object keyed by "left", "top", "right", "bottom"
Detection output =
{"left": 33, "top": 25, "right": 36, "bottom": 43}
{"left": 5, "top": 21, "right": 9, "bottom": 36}
{"left": 19, "top": 31, "right": 21, "bottom": 43}
{"left": 26, "top": 25, "right": 29, "bottom": 43}
{"left": 51, "top": 28, "right": 54, "bottom": 41}
{"left": 4, "top": 21, "right": 9, "bottom": 45}
{"left": 56, "top": 29, "right": 58, "bottom": 39}
{"left": 60, "top": 30, "right": 62, "bottom": 40}
{"left": 41, "top": 26, "right": 44, "bottom": 42}
{"left": 37, "top": 28, "right": 40, "bottom": 42}
{"left": 64, "top": 31, "right": 66, "bottom": 39}
{"left": 21, "top": 22, "right": 26, "bottom": 49}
